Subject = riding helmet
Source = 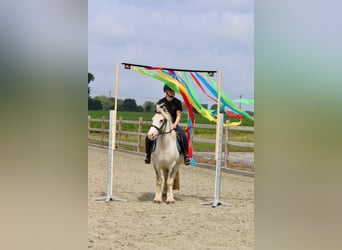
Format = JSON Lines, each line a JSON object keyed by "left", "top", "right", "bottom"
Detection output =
{"left": 163, "top": 84, "right": 173, "bottom": 92}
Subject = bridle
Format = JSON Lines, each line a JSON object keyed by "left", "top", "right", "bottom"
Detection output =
{"left": 151, "top": 112, "right": 173, "bottom": 135}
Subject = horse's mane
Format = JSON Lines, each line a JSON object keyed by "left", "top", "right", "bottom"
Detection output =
{"left": 156, "top": 103, "right": 176, "bottom": 139}
{"left": 156, "top": 103, "right": 172, "bottom": 121}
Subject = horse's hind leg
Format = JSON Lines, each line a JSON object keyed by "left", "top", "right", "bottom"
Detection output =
{"left": 153, "top": 166, "right": 163, "bottom": 203}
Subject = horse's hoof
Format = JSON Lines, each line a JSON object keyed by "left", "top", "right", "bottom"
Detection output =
{"left": 153, "top": 200, "right": 162, "bottom": 204}
{"left": 166, "top": 200, "right": 175, "bottom": 204}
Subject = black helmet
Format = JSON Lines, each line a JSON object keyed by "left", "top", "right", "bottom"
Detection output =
{"left": 163, "top": 84, "right": 173, "bottom": 92}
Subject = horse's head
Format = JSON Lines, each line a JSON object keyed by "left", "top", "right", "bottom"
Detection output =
{"left": 147, "top": 103, "right": 172, "bottom": 141}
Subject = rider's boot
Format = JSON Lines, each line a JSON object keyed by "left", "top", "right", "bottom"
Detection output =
{"left": 145, "top": 137, "right": 152, "bottom": 164}
{"left": 145, "top": 154, "right": 151, "bottom": 164}
{"left": 184, "top": 154, "right": 190, "bottom": 165}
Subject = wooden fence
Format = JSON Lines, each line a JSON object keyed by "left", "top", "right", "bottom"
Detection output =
{"left": 88, "top": 115, "right": 254, "bottom": 174}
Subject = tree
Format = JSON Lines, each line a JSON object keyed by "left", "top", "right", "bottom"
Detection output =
{"left": 88, "top": 72, "right": 101, "bottom": 110}
{"left": 88, "top": 99, "right": 102, "bottom": 110}
{"left": 210, "top": 104, "right": 224, "bottom": 113}
{"left": 143, "top": 101, "right": 155, "bottom": 112}
{"left": 210, "top": 104, "right": 217, "bottom": 110}
{"left": 94, "top": 96, "right": 114, "bottom": 110}
{"left": 137, "top": 105, "right": 144, "bottom": 112}
{"left": 88, "top": 72, "right": 95, "bottom": 83}
{"left": 122, "top": 98, "right": 138, "bottom": 111}
{"left": 88, "top": 72, "right": 95, "bottom": 97}
{"left": 116, "top": 99, "right": 124, "bottom": 111}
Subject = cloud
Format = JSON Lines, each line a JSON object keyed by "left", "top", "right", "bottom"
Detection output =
{"left": 89, "top": 0, "right": 254, "bottom": 109}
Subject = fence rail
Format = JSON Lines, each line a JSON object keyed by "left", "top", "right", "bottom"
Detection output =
{"left": 88, "top": 115, "right": 254, "bottom": 175}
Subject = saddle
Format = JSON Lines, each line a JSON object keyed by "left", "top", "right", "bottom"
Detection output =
{"left": 151, "top": 132, "right": 184, "bottom": 154}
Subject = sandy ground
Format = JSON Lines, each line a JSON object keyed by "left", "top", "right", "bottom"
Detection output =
{"left": 88, "top": 145, "right": 254, "bottom": 250}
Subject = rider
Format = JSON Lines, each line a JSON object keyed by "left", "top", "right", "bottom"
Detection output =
{"left": 145, "top": 84, "right": 190, "bottom": 165}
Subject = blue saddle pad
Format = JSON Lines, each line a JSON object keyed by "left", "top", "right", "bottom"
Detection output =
{"left": 176, "top": 139, "right": 182, "bottom": 153}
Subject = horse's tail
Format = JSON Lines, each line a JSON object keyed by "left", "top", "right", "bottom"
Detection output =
{"left": 173, "top": 171, "right": 180, "bottom": 190}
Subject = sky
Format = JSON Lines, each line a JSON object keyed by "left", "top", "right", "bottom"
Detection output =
{"left": 88, "top": 0, "right": 254, "bottom": 111}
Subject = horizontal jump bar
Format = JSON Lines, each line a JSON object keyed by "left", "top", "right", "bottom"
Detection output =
{"left": 122, "top": 62, "right": 217, "bottom": 73}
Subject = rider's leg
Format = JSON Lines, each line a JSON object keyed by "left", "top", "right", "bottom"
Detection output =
{"left": 145, "top": 137, "right": 153, "bottom": 164}
{"left": 175, "top": 126, "right": 190, "bottom": 165}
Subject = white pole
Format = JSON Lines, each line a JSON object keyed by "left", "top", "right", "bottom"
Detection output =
{"left": 106, "top": 110, "right": 114, "bottom": 200}
{"left": 215, "top": 71, "right": 222, "bottom": 160}
{"left": 202, "top": 71, "right": 233, "bottom": 207}
{"left": 113, "top": 62, "right": 120, "bottom": 151}
{"left": 94, "top": 63, "right": 126, "bottom": 203}
{"left": 213, "top": 113, "right": 224, "bottom": 206}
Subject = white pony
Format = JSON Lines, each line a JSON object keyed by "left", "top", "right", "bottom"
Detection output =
{"left": 147, "top": 104, "right": 183, "bottom": 204}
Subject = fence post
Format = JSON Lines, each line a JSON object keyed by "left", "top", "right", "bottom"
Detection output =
{"left": 224, "top": 120, "right": 230, "bottom": 168}
{"left": 138, "top": 117, "right": 143, "bottom": 152}
{"left": 192, "top": 122, "right": 195, "bottom": 138}
{"left": 101, "top": 116, "right": 105, "bottom": 145}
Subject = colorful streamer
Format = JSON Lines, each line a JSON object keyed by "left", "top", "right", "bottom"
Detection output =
{"left": 128, "top": 64, "right": 254, "bottom": 166}
{"left": 132, "top": 66, "right": 254, "bottom": 121}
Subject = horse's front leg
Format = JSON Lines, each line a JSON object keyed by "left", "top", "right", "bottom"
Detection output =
{"left": 153, "top": 164, "right": 163, "bottom": 203}
{"left": 166, "top": 165, "right": 178, "bottom": 204}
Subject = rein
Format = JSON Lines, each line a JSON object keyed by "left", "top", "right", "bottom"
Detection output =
{"left": 160, "top": 129, "right": 174, "bottom": 135}
{"left": 150, "top": 123, "right": 174, "bottom": 135}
